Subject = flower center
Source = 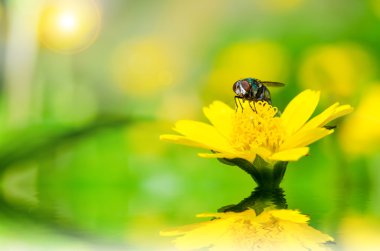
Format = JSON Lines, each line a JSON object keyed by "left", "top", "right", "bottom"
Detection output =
{"left": 230, "top": 101, "right": 285, "bottom": 153}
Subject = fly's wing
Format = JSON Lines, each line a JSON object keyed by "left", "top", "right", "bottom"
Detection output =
{"left": 260, "top": 81, "right": 285, "bottom": 87}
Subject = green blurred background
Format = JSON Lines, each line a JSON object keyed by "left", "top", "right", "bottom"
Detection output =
{"left": 0, "top": 0, "right": 380, "bottom": 250}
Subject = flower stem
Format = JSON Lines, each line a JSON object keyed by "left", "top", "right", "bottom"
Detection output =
{"left": 219, "top": 156, "right": 288, "bottom": 189}
{"left": 218, "top": 186, "right": 287, "bottom": 214}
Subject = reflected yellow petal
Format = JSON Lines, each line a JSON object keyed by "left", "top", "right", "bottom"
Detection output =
{"left": 271, "top": 209, "right": 309, "bottom": 223}
{"left": 160, "top": 221, "right": 210, "bottom": 237}
{"left": 269, "top": 147, "right": 309, "bottom": 161}
{"left": 280, "top": 128, "right": 333, "bottom": 150}
{"left": 171, "top": 218, "right": 230, "bottom": 250}
{"left": 281, "top": 90, "right": 320, "bottom": 135}
{"left": 203, "top": 101, "right": 234, "bottom": 139}
{"left": 173, "top": 120, "right": 232, "bottom": 153}
{"left": 196, "top": 212, "right": 234, "bottom": 218}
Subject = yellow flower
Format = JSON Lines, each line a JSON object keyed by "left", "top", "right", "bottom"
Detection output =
{"left": 161, "top": 90, "right": 353, "bottom": 164}
{"left": 161, "top": 209, "right": 334, "bottom": 251}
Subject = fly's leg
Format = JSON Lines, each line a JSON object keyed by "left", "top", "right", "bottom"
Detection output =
{"left": 248, "top": 101, "right": 254, "bottom": 112}
{"left": 235, "top": 96, "right": 244, "bottom": 112}
{"left": 239, "top": 98, "right": 244, "bottom": 112}
{"left": 234, "top": 96, "right": 238, "bottom": 112}
{"left": 248, "top": 101, "right": 257, "bottom": 113}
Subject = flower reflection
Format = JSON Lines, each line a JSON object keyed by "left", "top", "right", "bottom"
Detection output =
{"left": 162, "top": 187, "right": 334, "bottom": 251}
{"left": 162, "top": 209, "right": 333, "bottom": 251}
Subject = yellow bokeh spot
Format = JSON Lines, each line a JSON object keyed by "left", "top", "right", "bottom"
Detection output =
{"left": 339, "top": 84, "right": 380, "bottom": 155}
{"left": 111, "top": 38, "right": 180, "bottom": 97}
{"left": 157, "top": 94, "right": 200, "bottom": 121}
{"left": 298, "top": 44, "right": 375, "bottom": 100}
{"left": 371, "top": 0, "right": 380, "bottom": 18}
{"left": 0, "top": 4, "right": 3, "bottom": 22}
{"left": 38, "top": 0, "right": 101, "bottom": 54}
{"left": 258, "top": 0, "right": 304, "bottom": 12}
{"left": 205, "top": 41, "right": 289, "bottom": 100}
{"left": 339, "top": 215, "right": 380, "bottom": 251}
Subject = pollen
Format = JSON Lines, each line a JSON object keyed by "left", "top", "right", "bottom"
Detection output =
{"left": 230, "top": 101, "right": 285, "bottom": 153}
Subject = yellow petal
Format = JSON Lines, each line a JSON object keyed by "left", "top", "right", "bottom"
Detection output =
{"left": 203, "top": 101, "right": 234, "bottom": 139}
{"left": 300, "top": 102, "right": 340, "bottom": 131}
{"left": 173, "top": 120, "right": 233, "bottom": 153}
{"left": 269, "top": 147, "right": 309, "bottom": 161}
{"left": 324, "top": 104, "right": 354, "bottom": 124}
{"left": 160, "top": 135, "right": 209, "bottom": 149}
{"left": 280, "top": 128, "right": 333, "bottom": 150}
{"left": 251, "top": 146, "right": 273, "bottom": 162}
{"left": 281, "top": 90, "right": 320, "bottom": 135}
{"left": 301, "top": 103, "right": 353, "bottom": 131}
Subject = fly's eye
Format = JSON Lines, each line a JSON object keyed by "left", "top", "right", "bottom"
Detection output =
{"left": 232, "top": 81, "right": 239, "bottom": 92}
{"left": 241, "top": 80, "right": 251, "bottom": 92}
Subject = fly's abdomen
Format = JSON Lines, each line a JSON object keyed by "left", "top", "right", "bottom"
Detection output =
{"left": 263, "top": 88, "right": 272, "bottom": 105}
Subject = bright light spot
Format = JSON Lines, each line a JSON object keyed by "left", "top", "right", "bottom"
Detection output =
{"left": 38, "top": 0, "right": 101, "bottom": 54}
{"left": 57, "top": 12, "right": 77, "bottom": 32}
